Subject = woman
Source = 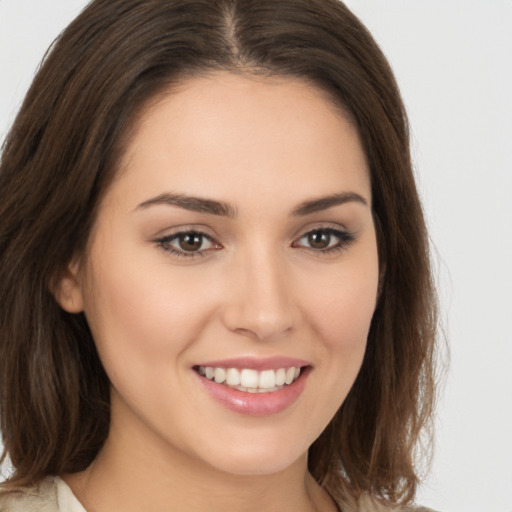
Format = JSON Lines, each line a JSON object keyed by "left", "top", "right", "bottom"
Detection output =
{"left": 0, "top": 0, "right": 438, "bottom": 511}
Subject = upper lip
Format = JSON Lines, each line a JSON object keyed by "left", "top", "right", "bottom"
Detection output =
{"left": 194, "top": 356, "right": 311, "bottom": 371}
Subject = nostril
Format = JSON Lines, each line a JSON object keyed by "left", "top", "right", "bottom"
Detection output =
{"left": 219, "top": 277, "right": 295, "bottom": 341}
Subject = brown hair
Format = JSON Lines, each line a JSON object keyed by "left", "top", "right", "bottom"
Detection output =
{"left": 0, "top": 0, "right": 437, "bottom": 505}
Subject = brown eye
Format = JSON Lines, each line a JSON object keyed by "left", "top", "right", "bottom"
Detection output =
{"left": 293, "top": 227, "right": 356, "bottom": 253}
{"left": 178, "top": 232, "right": 204, "bottom": 252}
{"left": 307, "top": 230, "right": 331, "bottom": 249}
{"left": 156, "top": 230, "right": 219, "bottom": 258}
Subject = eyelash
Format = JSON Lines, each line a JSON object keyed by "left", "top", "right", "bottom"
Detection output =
{"left": 155, "top": 230, "right": 217, "bottom": 259}
{"left": 155, "top": 227, "right": 356, "bottom": 259}
{"left": 292, "top": 227, "right": 356, "bottom": 255}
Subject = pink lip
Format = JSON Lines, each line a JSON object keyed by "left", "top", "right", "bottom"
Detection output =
{"left": 194, "top": 356, "right": 311, "bottom": 371}
{"left": 195, "top": 366, "right": 312, "bottom": 416}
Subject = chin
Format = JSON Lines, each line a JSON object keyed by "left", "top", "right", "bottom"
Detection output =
{"left": 191, "top": 435, "right": 310, "bottom": 477}
{"left": 209, "top": 452, "right": 306, "bottom": 477}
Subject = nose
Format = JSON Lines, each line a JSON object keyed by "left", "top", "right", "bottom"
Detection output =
{"left": 221, "top": 248, "right": 296, "bottom": 341}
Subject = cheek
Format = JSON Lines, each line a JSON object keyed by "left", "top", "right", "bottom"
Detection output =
{"left": 311, "top": 285, "right": 375, "bottom": 379}
{"left": 331, "top": 279, "right": 377, "bottom": 342}
{"left": 291, "top": 252, "right": 379, "bottom": 442}
{"left": 306, "top": 257, "right": 379, "bottom": 353}
{"left": 299, "top": 242, "right": 379, "bottom": 418}
{"left": 80, "top": 246, "right": 217, "bottom": 376}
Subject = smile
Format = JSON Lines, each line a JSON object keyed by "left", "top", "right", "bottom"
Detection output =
{"left": 196, "top": 366, "right": 302, "bottom": 393}
{"left": 193, "top": 357, "right": 311, "bottom": 415}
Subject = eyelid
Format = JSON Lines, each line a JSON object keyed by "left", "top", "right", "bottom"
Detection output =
{"left": 151, "top": 223, "right": 218, "bottom": 239}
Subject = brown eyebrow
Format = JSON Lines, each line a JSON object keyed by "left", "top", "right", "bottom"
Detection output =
{"left": 136, "top": 191, "right": 367, "bottom": 218}
{"left": 136, "top": 193, "right": 237, "bottom": 218}
{"left": 291, "top": 192, "right": 368, "bottom": 216}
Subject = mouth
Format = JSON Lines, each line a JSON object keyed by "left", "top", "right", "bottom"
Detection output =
{"left": 194, "top": 365, "right": 303, "bottom": 393}
{"left": 192, "top": 357, "right": 311, "bottom": 415}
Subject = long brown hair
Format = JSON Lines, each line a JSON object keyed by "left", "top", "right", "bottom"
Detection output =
{"left": 0, "top": 0, "right": 438, "bottom": 504}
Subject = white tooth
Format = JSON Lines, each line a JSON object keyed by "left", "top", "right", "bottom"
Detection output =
{"left": 247, "top": 387, "right": 258, "bottom": 393}
{"left": 240, "top": 369, "right": 258, "bottom": 388}
{"left": 259, "top": 369, "right": 276, "bottom": 389}
{"left": 205, "top": 367, "right": 215, "bottom": 380}
{"left": 285, "top": 367, "right": 295, "bottom": 385}
{"left": 214, "top": 368, "right": 226, "bottom": 384}
{"left": 258, "top": 386, "right": 278, "bottom": 393}
{"left": 294, "top": 367, "right": 301, "bottom": 379}
{"left": 198, "top": 366, "right": 206, "bottom": 375}
{"left": 226, "top": 368, "right": 241, "bottom": 386}
{"left": 275, "top": 368, "right": 286, "bottom": 386}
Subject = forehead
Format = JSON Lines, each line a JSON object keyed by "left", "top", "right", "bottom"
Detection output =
{"left": 112, "top": 72, "right": 371, "bottom": 210}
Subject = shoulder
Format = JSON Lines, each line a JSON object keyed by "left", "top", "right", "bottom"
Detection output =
{"left": 0, "top": 477, "right": 59, "bottom": 512}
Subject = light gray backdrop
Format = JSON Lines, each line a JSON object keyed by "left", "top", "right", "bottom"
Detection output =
{"left": 1, "top": 1, "right": 511, "bottom": 511}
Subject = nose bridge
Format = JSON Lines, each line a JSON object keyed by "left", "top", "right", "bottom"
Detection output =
{"left": 222, "top": 242, "right": 295, "bottom": 340}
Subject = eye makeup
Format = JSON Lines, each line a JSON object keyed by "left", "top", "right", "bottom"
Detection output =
{"left": 153, "top": 225, "right": 357, "bottom": 260}
{"left": 155, "top": 230, "right": 221, "bottom": 258}
{"left": 292, "top": 227, "right": 357, "bottom": 255}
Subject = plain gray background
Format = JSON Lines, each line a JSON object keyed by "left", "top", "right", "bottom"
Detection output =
{"left": 1, "top": 1, "right": 511, "bottom": 511}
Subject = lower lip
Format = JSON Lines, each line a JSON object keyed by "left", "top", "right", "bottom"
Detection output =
{"left": 196, "top": 368, "right": 310, "bottom": 416}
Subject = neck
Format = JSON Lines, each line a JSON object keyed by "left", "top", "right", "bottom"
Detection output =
{"left": 64, "top": 413, "right": 336, "bottom": 512}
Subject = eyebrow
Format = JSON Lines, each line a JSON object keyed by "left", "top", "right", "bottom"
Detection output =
{"left": 136, "top": 193, "right": 237, "bottom": 217}
{"left": 291, "top": 192, "right": 368, "bottom": 216}
{"left": 135, "top": 191, "right": 368, "bottom": 217}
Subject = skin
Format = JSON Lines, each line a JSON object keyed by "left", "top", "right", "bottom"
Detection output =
{"left": 57, "top": 72, "right": 379, "bottom": 512}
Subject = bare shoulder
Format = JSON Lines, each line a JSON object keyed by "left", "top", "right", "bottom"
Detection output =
{"left": 0, "top": 477, "right": 59, "bottom": 512}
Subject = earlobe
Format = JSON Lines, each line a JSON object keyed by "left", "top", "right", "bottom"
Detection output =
{"left": 52, "top": 260, "right": 85, "bottom": 313}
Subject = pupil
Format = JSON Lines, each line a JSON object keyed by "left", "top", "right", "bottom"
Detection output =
{"left": 308, "top": 231, "right": 330, "bottom": 249}
{"left": 179, "top": 233, "right": 202, "bottom": 251}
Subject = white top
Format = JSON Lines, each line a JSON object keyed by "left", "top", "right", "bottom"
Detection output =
{"left": 0, "top": 475, "right": 436, "bottom": 512}
{"left": 55, "top": 477, "right": 86, "bottom": 512}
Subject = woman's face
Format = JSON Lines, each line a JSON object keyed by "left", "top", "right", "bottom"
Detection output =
{"left": 63, "top": 72, "right": 379, "bottom": 476}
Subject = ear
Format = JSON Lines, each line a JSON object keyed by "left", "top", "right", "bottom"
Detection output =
{"left": 51, "top": 259, "right": 85, "bottom": 313}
